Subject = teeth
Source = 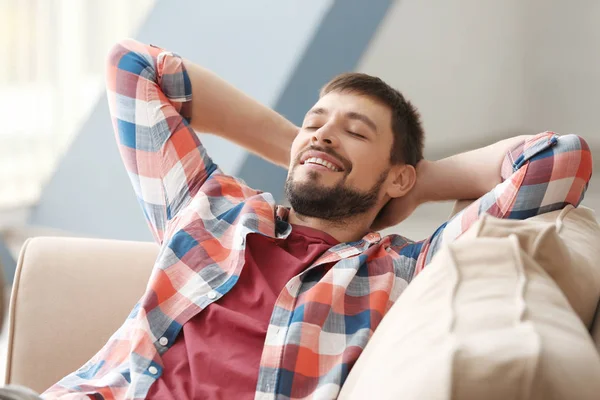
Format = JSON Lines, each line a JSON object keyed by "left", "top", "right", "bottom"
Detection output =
{"left": 304, "top": 157, "right": 340, "bottom": 171}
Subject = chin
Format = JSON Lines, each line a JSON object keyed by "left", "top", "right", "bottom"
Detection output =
{"left": 293, "top": 169, "right": 321, "bottom": 183}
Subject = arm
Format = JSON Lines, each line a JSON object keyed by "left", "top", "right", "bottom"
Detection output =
{"left": 107, "top": 40, "right": 297, "bottom": 244}
{"left": 414, "top": 135, "right": 534, "bottom": 204}
{"left": 107, "top": 40, "right": 210, "bottom": 244}
{"left": 182, "top": 60, "right": 297, "bottom": 168}
{"left": 413, "top": 131, "right": 593, "bottom": 274}
{"left": 374, "top": 135, "right": 535, "bottom": 229}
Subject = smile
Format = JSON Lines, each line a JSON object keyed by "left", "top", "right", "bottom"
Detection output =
{"left": 301, "top": 157, "right": 342, "bottom": 172}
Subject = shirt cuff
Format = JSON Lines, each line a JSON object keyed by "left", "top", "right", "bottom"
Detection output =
{"left": 501, "top": 131, "right": 559, "bottom": 180}
{"left": 155, "top": 47, "right": 193, "bottom": 123}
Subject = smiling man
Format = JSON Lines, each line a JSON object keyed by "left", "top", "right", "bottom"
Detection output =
{"left": 40, "top": 40, "right": 592, "bottom": 399}
{"left": 284, "top": 80, "right": 423, "bottom": 240}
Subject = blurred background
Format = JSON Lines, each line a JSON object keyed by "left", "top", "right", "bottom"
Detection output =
{"left": 0, "top": 0, "right": 598, "bottom": 314}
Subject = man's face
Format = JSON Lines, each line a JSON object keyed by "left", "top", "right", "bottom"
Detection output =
{"left": 285, "top": 91, "right": 396, "bottom": 221}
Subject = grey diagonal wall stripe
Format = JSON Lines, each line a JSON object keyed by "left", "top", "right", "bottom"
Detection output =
{"left": 236, "top": 0, "right": 394, "bottom": 201}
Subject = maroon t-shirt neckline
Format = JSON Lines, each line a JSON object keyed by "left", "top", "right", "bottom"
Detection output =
{"left": 289, "top": 223, "right": 339, "bottom": 246}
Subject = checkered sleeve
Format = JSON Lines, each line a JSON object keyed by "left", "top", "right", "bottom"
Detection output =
{"left": 414, "top": 131, "right": 593, "bottom": 275}
{"left": 106, "top": 39, "right": 217, "bottom": 244}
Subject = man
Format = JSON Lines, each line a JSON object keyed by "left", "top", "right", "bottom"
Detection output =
{"left": 37, "top": 39, "right": 591, "bottom": 399}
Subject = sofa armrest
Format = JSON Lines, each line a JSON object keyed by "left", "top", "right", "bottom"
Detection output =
{"left": 4, "top": 236, "right": 158, "bottom": 394}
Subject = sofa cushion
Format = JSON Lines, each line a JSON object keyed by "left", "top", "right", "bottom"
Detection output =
{"left": 462, "top": 205, "right": 600, "bottom": 327}
{"left": 339, "top": 206, "right": 600, "bottom": 400}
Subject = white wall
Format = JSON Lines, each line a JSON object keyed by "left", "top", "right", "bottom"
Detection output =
{"left": 520, "top": 0, "right": 600, "bottom": 149}
{"left": 358, "top": 0, "right": 528, "bottom": 159}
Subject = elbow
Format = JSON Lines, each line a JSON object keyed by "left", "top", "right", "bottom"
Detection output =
{"left": 554, "top": 134, "right": 593, "bottom": 206}
{"left": 107, "top": 39, "right": 133, "bottom": 69}
{"left": 559, "top": 134, "right": 593, "bottom": 182}
{"left": 106, "top": 39, "right": 148, "bottom": 74}
{"left": 105, "top": 39, "right": 157, "bottom": 96}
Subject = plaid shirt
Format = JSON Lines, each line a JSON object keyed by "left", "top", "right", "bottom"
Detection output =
{"left": 44, "top": 39, "right": 592, "bottom": 400}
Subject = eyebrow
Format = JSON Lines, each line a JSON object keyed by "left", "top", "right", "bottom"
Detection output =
{"left": 307, "top": 107, "right": 378, "bottom": 134}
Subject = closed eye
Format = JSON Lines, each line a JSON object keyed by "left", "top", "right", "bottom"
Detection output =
{"left": 348, "top": 131, "right": 366, "bottom": 139}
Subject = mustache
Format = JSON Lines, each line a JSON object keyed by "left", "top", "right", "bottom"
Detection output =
{"left": 295, "top": 146, "right": 352, "bottom": 172}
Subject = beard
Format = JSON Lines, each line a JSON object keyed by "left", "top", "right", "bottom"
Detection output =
{"left": 284, "top": 167, "right": 389, "bottom": 222}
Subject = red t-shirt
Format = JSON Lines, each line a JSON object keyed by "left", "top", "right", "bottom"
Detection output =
{"left": 147, "top": 224, "right": 338, "bottom": 399}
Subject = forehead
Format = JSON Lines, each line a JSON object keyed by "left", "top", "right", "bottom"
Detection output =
{"left": 309, "top": 91, "right": 392, "bottom": 122}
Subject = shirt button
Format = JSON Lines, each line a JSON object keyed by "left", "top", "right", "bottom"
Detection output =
{"left": 159, "top": 337, "right": 168, "bottom": 346}
{"left": 207, "top": 290, "right": 217, "bottom": 300}
{"left": 148, "top": 366, "right": 158, "bottom": 375}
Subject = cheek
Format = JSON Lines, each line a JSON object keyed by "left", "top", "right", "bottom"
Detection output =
{"left": 288, "top": 145, "right": 301, "bottom": 168}
{"left": 346, "top": 148, "right": 389, "bottom": 184}
{"left": 289, "top": 135, "right": 309, "bottom": 164}
{"left": 359, "top": 142, "right": 390, "bottom": 168}
{"left": 347, "top": 142, "right": 378, "bottom": 168}
{"left": 347, "top": 163, "right": 372, "bottom": 185}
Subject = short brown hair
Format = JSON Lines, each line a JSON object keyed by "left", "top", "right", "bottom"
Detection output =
{"left": 320, "top": 73, "right": 424, "bottom": 166}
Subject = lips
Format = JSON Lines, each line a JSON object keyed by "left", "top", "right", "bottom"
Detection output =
{"left": 299, "top": 150, "right": 346, "bottom": 172}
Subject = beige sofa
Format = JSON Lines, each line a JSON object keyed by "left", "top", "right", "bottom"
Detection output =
{"left": 5, "top": 237, "right": 159, "bottom": 394}
{"left": 4, "top": 206, "right": 600, "bottom": 398}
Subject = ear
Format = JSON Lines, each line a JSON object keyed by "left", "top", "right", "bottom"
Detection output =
{"left": 386, "top": 164, "right": 416, "bottom": 199}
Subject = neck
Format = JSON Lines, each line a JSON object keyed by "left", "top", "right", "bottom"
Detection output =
{"left": 287, "top": 209, "right": 375, "bottom": 243}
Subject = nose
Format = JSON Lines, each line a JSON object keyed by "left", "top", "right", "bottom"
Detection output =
{"left": 310, "top": 124, "right": 338, "bottom": 147}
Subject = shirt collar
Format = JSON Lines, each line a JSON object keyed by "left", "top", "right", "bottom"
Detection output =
{"left": 274, "top": 205, "right": 382, "bottom": 247}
